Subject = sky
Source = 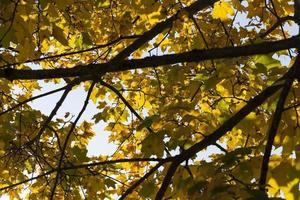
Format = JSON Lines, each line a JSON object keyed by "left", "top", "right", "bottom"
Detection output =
{"left": 23, "top": 13, "right": 299, "bottom": 159}
{"left": 24, "top": 12, "right": 299, "bottom": 160}
{"left": 28, "top": 82, "right": 117, "bottom": 156}
{"left": 2, "top": 4, "right": 300, "bottom": 199}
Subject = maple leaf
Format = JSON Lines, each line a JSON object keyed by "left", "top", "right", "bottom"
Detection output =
{"left": 0, "top": 0, "right": 299, "bottom": 199}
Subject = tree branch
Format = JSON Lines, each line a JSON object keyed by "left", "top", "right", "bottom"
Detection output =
{"left": 49, "top": 82, "right": 95, "bottom": 199}
{"left": 258, "top": 56, "right": 300, "bottom": 190}
{"left": 152, "top": 57, "right": 300, "bottom": 199}
{"left": 0, "top": 84, "right": 72, "bottom": 117}
{"left": 180, "top": 67, "right": 296, "bottom": 161}
{"left": 260, "top": 16, "right": 294, "bottom": 38}
{"left": 0, "top": 0, "right": 19, "bottom": 44}
{"left": 110, "top": 0, "right": 219, "bottom": 62}
{"left": 0, "top": 35, "right": 142, "bottom": 68}
{"left": 294, "top": 0, "right": 300, "bottom": 25}
{"left": 100, "top": 80, "right": 172, "bottom": 156}
{"left": 119, "top": 161, "right": 166, "bottom": 200}
{"left": 0, "top": 157, "right": 171, "bottom": 192}
{"left": 155, "top": 160, "right": 181, "bottom": 200}
{"left": 0, "top": 36, "right": 298, "bottom": 80}
{"left": 26, "top": 80, "right": 79, "bottom": 146}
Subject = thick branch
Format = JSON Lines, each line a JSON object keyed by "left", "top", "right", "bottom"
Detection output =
{"left": 259, "top": 57, "right": 299, "bottom": 190}
{"left": 155, "top": 160, "right": 181, "bottom": 200}
{"left": 110, "top": 0, "right": 218, "bottom": 62}
{"left": 180, "top": 71, "right": 294, "bottom": 161}
{"left": 294, "top": 0, "right": 300, "bottom": 24}
{"left": 119, "top": 162, "right": 166, "bottom": 200}
{"left": 153, "top": 59, "right": 300, "bottom": 199}
{"left": 0, "top": 36, "right": 298, "bottom": 80}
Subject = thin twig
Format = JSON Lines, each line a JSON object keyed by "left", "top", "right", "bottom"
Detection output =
{"left": 0, "top": 35, "right": 141, "bottom": 68}
{"left": 0, "top": 157, "right": 171, "bottom": 192}
{"left": 100, "top": 80, "right": 172, "bottom": 156}
{"left": 260, "top": 16, "right": 294, "bottom": 38}
{"left": 25, "top": 79, "right": 80, "bottom": 146}
{"left": 49, "top": 82, "right": 95, "bottom": 199}
{"left": 0, "top": 0, "right": 19, "bottom": 44}
{"left": 0, "top": 84, "right": 73, "bottom": 117}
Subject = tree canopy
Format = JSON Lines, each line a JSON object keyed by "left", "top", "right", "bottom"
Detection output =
{"left": 0, "top": 0, "right": 300, "bottom": 199}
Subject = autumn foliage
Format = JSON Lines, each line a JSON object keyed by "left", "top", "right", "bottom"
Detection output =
{"left": 0, "top": 0, "right": 300, "bottom": 199}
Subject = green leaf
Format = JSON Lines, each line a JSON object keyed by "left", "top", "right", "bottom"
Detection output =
{"left": 0, "top": 0, "right": 10, "bottom": 5}
{"left": 82, "top": 32, "right": 93, "bottom": 46}
{"left": 254, "top": 63, "right": 268, "bottom": 74}
{"left": 203, "top": 76, "right": 219, "bottom": 90}
{"left": 219, "top": 147, "right": 252, "bottom": 170}
{"left": 71, "top": 146, "right": 88, "bottom": 162}
{"left": 211, "top": 185, "right": 231, "bottom": 196}
{"left": 39, "top": 0, "right": 49, "bottom": 8}
{"left": 104, "top": 179, "right": 116, "bottom": 189}
{"left": 52, "top": 25, "right": 69, "bottom": 46}
{"left": 139, "top": 181, "right": 156, "bottom": 198}
{"left": 246, "top": 190, "right": 269, "bottom": 200}
{"left": 188, "top": 181, "right": 208, "bottom": 196}
{"left": 254, "top": 54, "right": 281, "bottom": 69}
{"left": 141, "top": 131, "right": 165, "bottom": 157}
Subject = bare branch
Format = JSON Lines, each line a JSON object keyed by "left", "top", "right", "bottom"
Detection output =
{"left": 0, "top": 84, "right": 71, "bottom": 116}
{"left": 0, "top": 157, "right": 171, "bottom": 192}
{"left": 0, "top": 36, "right": 298, "bottom": 80}
{"left": 152, "top": 57, "right": 300, "bottom": 199}
{"left": 260, "top": 16, "right": 294, "bottom": 38}
{"left": 0, "top": 35, "right": 141, "bottom": 68}
{"left": 50, "top": 82, "right": 95, "bottom": 199}
{"left": 25, "top": 79, "right": 81, "bottom": 146}
{"left": 110, "top": 0, "right": 219, "bottom": 62}
{"left": 119, "top": 161, "right": 166, "bottom": 200}
{"left": 259, "top": 56, "right": 299, "bottom": 190}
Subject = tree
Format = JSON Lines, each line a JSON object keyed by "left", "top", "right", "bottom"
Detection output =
{"left": 0, "top": 0, "right": 299, "bottom": 199}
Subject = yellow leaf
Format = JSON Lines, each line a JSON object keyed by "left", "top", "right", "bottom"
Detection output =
{"left": 212, "top": 0, "right": 234, "bottom": 21}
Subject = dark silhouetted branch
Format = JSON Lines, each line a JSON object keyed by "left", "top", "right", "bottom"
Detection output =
{"left": 0, "top": 35, "right": 141, "bottom": 68}
{"left": 260, "top": 16, "right": 294, "bottom": 38}
{"left": 110, "top": 0, "right": 219, "bottom": 62}
{"left": 155, "top": 160, "right": 181, "bottom": 200}
{"left": 26, "top": 80, "right": 79, "bottom": 146}
{"left": 0, "top": 36, "right": 298, "bottom": 80}
{"left": 259, "top": 56, "right": 299, "bottom": 190}
{"left": 0, "top": 84, "right": 71, "bottom": 117}
{"left": 153, "top": 57, "right": 300, "bottom": 199}
{"left": 0, "top": 157, "right": 171, "bottom": 192}
{"left": 50, "top": 82, "right": 95, "bottom": 199}
{"left": 119, "top": 161, "right": 166, "bottom": 200}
